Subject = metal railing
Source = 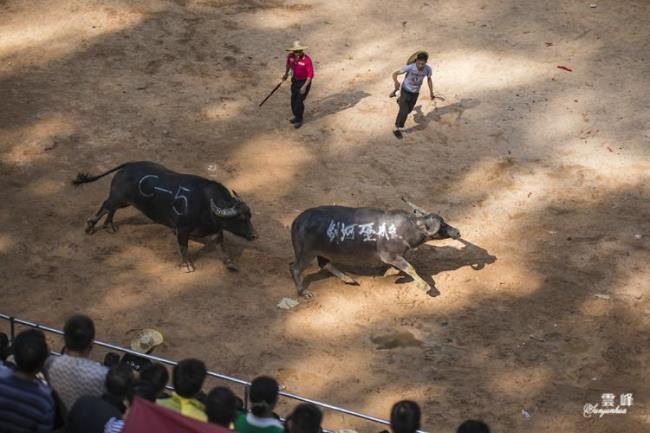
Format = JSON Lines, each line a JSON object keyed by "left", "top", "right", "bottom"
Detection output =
{"left": 0, "top": 314, "right": 428, "bottom": 433}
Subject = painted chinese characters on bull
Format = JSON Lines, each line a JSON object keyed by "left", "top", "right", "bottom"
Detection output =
{"left": 326, "top": 220, "right": 398, "bottom": 243}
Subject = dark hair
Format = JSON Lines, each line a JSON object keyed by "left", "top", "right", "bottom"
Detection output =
{"left": 173, "top": 359, "right": 206, "bottom": 398}
{"left": 457, "top": 420, "right": 490, "bottom": 433}
{"left": 390, "top": 401, "right": 421, "bottom": 433}
{"left": 416, "top": 52, "right": 428, "bottom": 62}
{"left": 206, "top": 387, "right": 238, "bottom": 427}
{"left": 139, "top": 363, "right": 169, "bottom": 395}
{"left": 106, "top": 364, "right": 135, "bottom": 398}
{"left": 63, "top": 315, "right": 95, "bottom": 352}
{"left": 13, "top": 329, "right": 49, "bottom": 374}
{"left": 287, "top": 403, "right": 323, "bottom": 433}
{"left": 249, "top": 376, "right": 279, "bottom": 416}
{"left": 127, "top": 382, "right": 158, "bottom": 404}
{"left": 104, "top": 352, "right": 121, "bottom": 367}
{"left": 0, "top": 333, "right": 10, "bottom": 362}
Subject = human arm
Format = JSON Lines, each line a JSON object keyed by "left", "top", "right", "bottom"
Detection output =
{"left": 283, "top": 54, "right": 292, "bottom": 80}
{"left": 300, "top": 77, "right": 311, "bottom": 94}
{"left": 300, "top": 56, "right": 314, "bottom": 94}
{"left": 392, "top": 68, "right": 405, "bottom": 90}
{"left": 427, "top": 76, "right": 434, "bottom": 100}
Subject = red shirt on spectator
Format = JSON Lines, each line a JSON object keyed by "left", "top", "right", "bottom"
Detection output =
{"left": 286, "top": 53, "right": 314, "bottom": 80}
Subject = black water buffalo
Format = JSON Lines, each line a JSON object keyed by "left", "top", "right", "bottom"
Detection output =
{"left": 290, "top": 198, "right": 460, "bottom": 298}
{"left": 73, "top": 161, "right": 256, "bottom": 272}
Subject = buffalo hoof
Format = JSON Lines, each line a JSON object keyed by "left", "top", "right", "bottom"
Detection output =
{"left": 84, "top": 221, "right": 96, "bottom": 234}
{"left": 300, "top": 289, "right": 314, "bottom": 299}
{"left": 225, "top": 261, "right": 239, "bottom": 272}
{"left": 416, "top": 281, "right": 431, "bottom": 293}
{"left": 104, "top": 223, "right": 118, "bottom": 233}
{"left": 179, "top": 262, "right": 195, "bottom": 273}
{"left": 342, "top": 276, "right": 359, "bottom": 285}
{"left": 426, "top": 288, "right": 441, "bottom": 297}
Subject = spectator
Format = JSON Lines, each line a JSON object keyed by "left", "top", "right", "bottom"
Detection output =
{"left": 0, "top": 332, "right": 10, "bottom": 363}
{"left": 45, "top": 314, "right": 108, "bottom": 411}
{"left": 390, "top": 401, "right": 420, "bottom": 433}
{"left": 0, "top": 329, "right": 55, "bottom": 432}
{"left": 103, "top": 352, "right": 121, "bottom": 368}
{"left": 457, "top": 420, "right": 490, "bottom": 433}
{"left": 285, "top": 403, "right": 322, "bottom": 433}
{"left": 66, "top": 364, "right": 134, "bottom": 433}
{"left": 104, "top": 381, "right": 158, "bottom": 433}
{"left": 139, "top": 362, "right": 170, "bottom": 399}
{"left": 206, "top": 386, "right": 238, "bottom": 428}
{"left": 234, "top": 376, "right": 283, "bottom": 433}
{"left": 157, "top": 358, "right": 207, "bottom": 422}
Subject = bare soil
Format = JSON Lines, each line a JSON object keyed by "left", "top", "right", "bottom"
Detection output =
{"left": 1, "top": 1, "right": 649, "bottom": 432}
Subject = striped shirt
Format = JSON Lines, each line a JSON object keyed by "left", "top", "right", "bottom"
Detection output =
{"left": 0, "top": 363, "right": 55, "bottom": 432}
{"left": 103, "top": 417, "right": 124, "bottom": 433}
{"left": 44, "top": 354, "right": 108, "bottom": 412}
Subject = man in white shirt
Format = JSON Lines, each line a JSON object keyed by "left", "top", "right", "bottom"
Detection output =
{"left": 45, "top": 315, "right": 108, "bottom": 412}
{"left": 391, "top": 51, "right": 435, "bottom": 139}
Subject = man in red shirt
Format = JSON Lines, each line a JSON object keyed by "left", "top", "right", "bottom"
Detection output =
{"left": 282, "top": 41, "right": 314, "bottom": 129}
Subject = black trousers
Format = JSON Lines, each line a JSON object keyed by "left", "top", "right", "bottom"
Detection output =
{"left": 395, "top": 88, "right": 419, "bottom": 128}
{"left": 291, "top": 78, "right": 311, "bottom": 122}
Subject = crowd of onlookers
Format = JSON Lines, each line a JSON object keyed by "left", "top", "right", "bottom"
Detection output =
{"left": 0, "top": 315, "right": 491, "bottom": 433}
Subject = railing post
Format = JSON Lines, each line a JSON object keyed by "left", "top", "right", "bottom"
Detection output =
{"left": 9, "top": 317, "right": 15, "bottom": 342}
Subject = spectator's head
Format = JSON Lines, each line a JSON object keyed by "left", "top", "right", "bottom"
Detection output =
{"left": 0, "top": 332, "right": 10, "bottom": 362}
{"left": 139, "top": 362, "right": 169, "bottom": 396}
{"left": 390, "top": 401, "right": 421, "bottom": 433}
{"left": 457, "top": 420, "right": 490, "bottom": 433}
{"left": 63, "top": 315, "right": 95, "bottom": 354}
{"left": 104, "top": 352, "right": 121, "bottom": 367}
{"left": 106, "top": 364, "right": 135, "bottom": 400}
{"left": 206, "top": 386, "right": 238, "bottom": 428}
{"left": 13, "top": 329, "right": 49, "bottom": 375}
{"left": 127, "top": 382, "right": 158, "bottom": 405}
{"left": 286, "top": 403, "right": 323, "bottom": 433}
{"left": 173, "top": 358, "right": 206, "bottom": 398}
{"left": 250, "top": 376, "right": 279, "bottom": 416}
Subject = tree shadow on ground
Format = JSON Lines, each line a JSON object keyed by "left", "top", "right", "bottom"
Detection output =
{"left": 307, "top": 90, "right": 371, "bottom": 123}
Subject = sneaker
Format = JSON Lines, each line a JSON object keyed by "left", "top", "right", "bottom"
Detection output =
{"left": 294, "top": 122, "right": 303, "bottom": 129}
{"left": 393, "top": 129, "right": 403, "bottom": 139}
{"left": 289, "top": 117, "right": 297, "bottom": 124}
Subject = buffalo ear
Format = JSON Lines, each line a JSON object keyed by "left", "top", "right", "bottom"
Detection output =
{"left": 416, "top": 216, "right": 441, "bottom": 235}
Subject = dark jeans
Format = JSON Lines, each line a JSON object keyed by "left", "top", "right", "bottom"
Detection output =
{"left": 395, "top": 88, "right": 419, "bottom": 128}
{"left": 291, "top": 78, "right": 311, "bottom": 122}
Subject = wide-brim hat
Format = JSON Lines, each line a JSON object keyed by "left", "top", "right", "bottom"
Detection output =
{"left": 407, "top": 50, "right": 430, "bottom": 64}
{"left": 285, "top": 40, "right": 309, "bottom": 51}
{"left": 129, "top": 328, "right": 164, "bottom": 354}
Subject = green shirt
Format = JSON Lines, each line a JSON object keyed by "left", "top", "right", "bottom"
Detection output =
{"left": 157, "top": 392, "right": 207, "bottom": 422}
{"left": 234, "top": 412, "right": 284, "bottom": 433}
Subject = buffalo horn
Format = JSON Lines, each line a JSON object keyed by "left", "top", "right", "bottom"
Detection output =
{"left": 401, "top": 197, "right": 429, "bottom": 215}
{"left": 210, "top": 198, "right": 239, "bottom": 218}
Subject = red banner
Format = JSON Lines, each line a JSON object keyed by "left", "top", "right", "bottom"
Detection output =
{"left": 123, "top": 398, "right": 232, "bottom": 433}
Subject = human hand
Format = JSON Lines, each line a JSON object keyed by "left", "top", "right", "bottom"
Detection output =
{"left": 282, "top": 73, "right": 288, "bottom": 81}
{"left": 300, "top": 86, "right": 306, "bottom": 95}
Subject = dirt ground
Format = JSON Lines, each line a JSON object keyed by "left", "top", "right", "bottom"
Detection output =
{"left": 1, "top": 0, "right": 649, "bottom": 432}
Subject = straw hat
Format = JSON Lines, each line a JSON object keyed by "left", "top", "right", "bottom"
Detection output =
{"left": 285, "top": 40, "right": 309, "bottom": 51}
{"left": 129, "top": 328, "right": 164, "bottom": 354}
{"left": 407, "top": 50, "right": 430, "bottom": 64}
